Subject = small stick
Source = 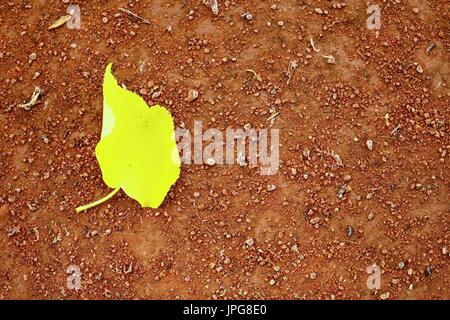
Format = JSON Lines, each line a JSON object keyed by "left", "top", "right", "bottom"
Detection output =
{"left": 391, "top": 124, "right": 401, "bottom": 136}
{"left": 267, "top": 109, "right": 280, "bottom": 126}
{"left": 286, "top": 60, "right": 298, "bottom": 84}
{"left": 310, "top": 37, "right": 320, "bottom": 52}
{"left": 426, "top": 43, "right": 436, "bottom": 54}
{"left": 119, "top": 8, "right": 151, "bottom": 24}
{"left": 267, "top": 112, "right": 280, "bottom": 122}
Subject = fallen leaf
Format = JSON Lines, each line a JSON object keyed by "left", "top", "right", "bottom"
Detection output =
{"left": 76, "top": 63, "right": 180, "bottom": 212}
{"left": 48, "top": 15, "right": 72, "bottom": 30}
{"left": 18, "top": 86, "right": 42, "bottom": 110}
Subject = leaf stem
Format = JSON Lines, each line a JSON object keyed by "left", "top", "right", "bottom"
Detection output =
{"left": 76, "top": 187, "right": 120, "bottom": 213}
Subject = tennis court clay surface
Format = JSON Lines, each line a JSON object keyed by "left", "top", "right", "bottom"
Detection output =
{"left": 0, "top": 1, "right": 448, "bottom": 299}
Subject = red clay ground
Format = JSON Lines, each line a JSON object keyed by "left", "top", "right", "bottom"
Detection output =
{"left": 0, "top": 0, "right": 449, "bottom": 299}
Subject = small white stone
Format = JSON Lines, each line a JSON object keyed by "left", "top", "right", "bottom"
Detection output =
{"left": 244, "top": 238, "right": 254, "bottom": 247}
{"left": 416, "top": 64, "right": 424, "bottom": 74}
{"left": 314, "top": 8, "right": 323, "bottom": 14}
{"left": 187, "top": 89, "right": 199, "bottom": 102}
{"left": 310, "top": 217, "right": 320, "bottom": 224}
{"left": 366, "top": 139, "right": 374, "bottom": 151}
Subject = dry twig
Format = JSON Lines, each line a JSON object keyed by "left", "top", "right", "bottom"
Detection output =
{"left": 286, "top": 60, "right": 298, "bottom": 84}
{"left": 119, "top": 8, "right": 151, "bottom": 24}
{"left": 310, "top": 37, "right": 320, "bottom": 52}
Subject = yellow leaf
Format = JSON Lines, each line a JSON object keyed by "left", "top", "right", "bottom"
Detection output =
{"left": 49, "top": 15, "right": 72, "bottom": 30}
{"left": 76, "top": 63, "right": 180, "bottom": 212}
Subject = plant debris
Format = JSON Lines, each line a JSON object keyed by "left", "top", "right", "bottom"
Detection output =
{"left": 310, "top": 37, "right": 320, "bottom": 52}
{"left": 48, "top": 15, "right": 72, "bottom": 30}
{"left": 119, "top": 8, "right": 151, "bottom": 24}
{"left": 7, "top": 226, "right": 20, "bottom": 237}
{"left": 330, "top": 150, "right": 343, "bottom": 166}
{"left": 337, "top": 184, "right": 347, "bottom": 199}
{"left": 347, "top": 226, "right": 353, "bottom": 237}
{"left": 245, "top": 69, "right": 262, "bottom": 82}
{"left": 426, "top": 43, "right": 436, "bottom": 54}
{"left": 18, "top": 86, "right": 42, "bottom": 110}
{"left": 286, "top": 60, "right": 298, "bottom": 84}
{"left": 322, "top": 55, "right": 336, "bottom": 64}
{"left": 203, "top": 0, "right": 219, "bottom": 15}
{"left": 267, "top": 107, "right": 280, "bottom": 126}
{"left": 33, "top": 227, "right": 40, "bottom": 242}
{"left": 391, "top": 124, "right": 402, "bottom": 136}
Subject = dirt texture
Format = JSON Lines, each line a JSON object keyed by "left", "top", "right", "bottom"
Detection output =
{"left": 0, "top": 0, "right": 449, "bottom": 299}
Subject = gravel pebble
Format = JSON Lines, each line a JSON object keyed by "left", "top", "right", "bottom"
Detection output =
{"left": 244, "top": 238, "right": 254, "bottom": 247}
{"left": 366, "top": 139, "right": 374, "bottom": 151}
